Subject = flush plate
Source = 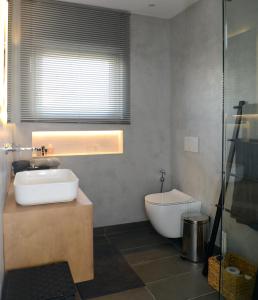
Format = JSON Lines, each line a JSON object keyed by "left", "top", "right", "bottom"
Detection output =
{"left": 184, "top": 136, "right": 199, "bottom": 153}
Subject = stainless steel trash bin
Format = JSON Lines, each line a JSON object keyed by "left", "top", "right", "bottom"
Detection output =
{"left": 181, "top": 213, "right": 209, "bottom": 263}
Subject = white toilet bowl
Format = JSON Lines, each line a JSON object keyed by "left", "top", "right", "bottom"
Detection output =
{"left": 145, "top": 189, "right": 201, "bottom": 238}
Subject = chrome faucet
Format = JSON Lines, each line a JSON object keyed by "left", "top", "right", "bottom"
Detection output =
{"left": 0, "top": 143, "right": 41, "bottom": 155}
{"left": 160, "top": 169, "right": 166, "bottom": 193}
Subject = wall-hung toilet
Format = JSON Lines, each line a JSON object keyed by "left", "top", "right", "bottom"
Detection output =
{"left": 145, "top": 189, "right": 201, "bottom": 238}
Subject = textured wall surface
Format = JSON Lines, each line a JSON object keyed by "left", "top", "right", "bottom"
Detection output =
{"left": 11, "top": 0, "right": 224, "bottom": 230}
{"left": 14, "top": 14, "right": 173, "bottom": 227}
{"left": 169, "top": 0, "right": 223, "bottom": 216}
{"left": 0, "top": 124, "right": 12, "bottom": 292}
{"left": 14, "top": 1, "right": 224, "bottom": 226}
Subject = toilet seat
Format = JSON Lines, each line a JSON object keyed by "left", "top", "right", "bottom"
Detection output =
{"left": 145, "top": 189, "right": 195, "bottom": 206}
{"left": 145, "top": 189, "right": 202, "bottom": 238}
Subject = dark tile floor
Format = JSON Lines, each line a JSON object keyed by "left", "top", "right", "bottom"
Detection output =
{"left": 77, "top": 235, "right": 144, "bottom": 299}
{"left": 79, "top": 222, "right": 218, "bottom": 300}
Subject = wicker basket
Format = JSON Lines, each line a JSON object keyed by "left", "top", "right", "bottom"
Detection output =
{"left": 208, "top": 253, "right": 257, "bottom": 300}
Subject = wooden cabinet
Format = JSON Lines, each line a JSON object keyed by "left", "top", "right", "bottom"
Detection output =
{"left": 3, "top": 184, "right": 93, "bottom": 283}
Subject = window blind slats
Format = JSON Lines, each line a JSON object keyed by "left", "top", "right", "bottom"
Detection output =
{"left": 8, "top": 0, "right": 130, "bottom": 123}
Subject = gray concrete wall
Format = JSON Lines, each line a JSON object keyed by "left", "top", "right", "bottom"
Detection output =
{"left": 13, "top": 1, "right": 224, "bottom": 228}
{"left": 8, "top": 0, "right": 258, "bottom": 290}
{"left": 0, "top": 125, "right": 13, "bottom": 292}
{"left": 14, "top": 14, "right": 173, "bottom": 227}
{"left": 11, "top": 0, "right": 224, "bottom": 231}
{"left": 169, "top": 0, "right": 223, "bottom": 217}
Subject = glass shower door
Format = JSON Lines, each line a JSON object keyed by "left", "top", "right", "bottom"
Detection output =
{"left": 222, "top": 0, "right": 258, "bottom": 298}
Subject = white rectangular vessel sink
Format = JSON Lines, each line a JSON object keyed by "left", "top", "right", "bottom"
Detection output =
{"left": 14, "top": 169, "right": 79, "bottom": 206}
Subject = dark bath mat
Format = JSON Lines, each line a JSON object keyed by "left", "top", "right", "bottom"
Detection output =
{"left": 77, "top": 237, "right": 144, "bottom": 299}
{"left": 2, "top": 262, "right": 76, "bottom": 300}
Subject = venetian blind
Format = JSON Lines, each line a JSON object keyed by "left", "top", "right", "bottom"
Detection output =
{"left": 9, "top": 0, "right": 130, "bottom": 123}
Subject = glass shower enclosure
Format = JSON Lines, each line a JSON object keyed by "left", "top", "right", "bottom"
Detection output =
{"left": 222, "top": 0, "right": 258, "bottom": 298}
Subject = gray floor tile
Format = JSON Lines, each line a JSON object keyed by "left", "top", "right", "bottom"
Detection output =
{"left": 133, "top": 255, "right": 202, "bottom": 283}
{"left": 94, "top": 235, "right": 110, "bottom": 247}
{"left": 122, "top": 243, "right": 179, "bottom": 266}
{"left": 75, "top": 291, "right": 82, "bottom": 300}
{"left": 105, "top": 221, "right": 153, "bottom": 236}
{"left": 147, "top": 270, "right": 215, "bottom": 300}
{"left": 191, "top": 292, "right": 219, "bottom": 299}
{"left": 93, "top": 227, "right": 105, "bottom": 237}
{"left": 170, "top": 238, "right": 182, "bottom": 252}
{"left": 90, "top": 287, "right": 154, "bottom": 300}
{"left": 109, "top": 229, "right": 169, "bottom": 250}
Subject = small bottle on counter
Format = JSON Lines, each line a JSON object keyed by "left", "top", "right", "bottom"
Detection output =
{"left": 41, "top": 146, "right": 45, "bottom": 157}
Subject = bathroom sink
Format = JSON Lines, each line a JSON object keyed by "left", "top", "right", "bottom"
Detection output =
{"left": 14, "top": 169, "right": 79, "bottom": 206}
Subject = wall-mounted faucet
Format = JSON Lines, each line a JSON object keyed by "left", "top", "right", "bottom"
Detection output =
{"left": 0, "top": 143, "right": 42, "bottom": 155}
{"left": 160, "top": 169, "right": 166, "bottom": 193}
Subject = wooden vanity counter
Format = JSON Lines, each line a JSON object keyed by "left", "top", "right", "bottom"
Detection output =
{"left": 3, "top": 183, "right": 93, "bottom": 283}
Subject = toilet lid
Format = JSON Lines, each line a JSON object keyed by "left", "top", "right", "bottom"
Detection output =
{"left": 145, "top": 189, "right": 195, "bottom": 206}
